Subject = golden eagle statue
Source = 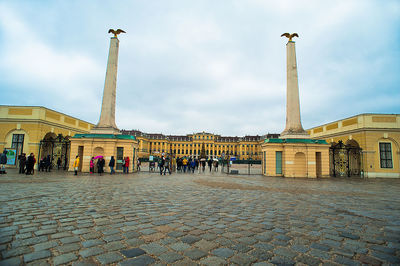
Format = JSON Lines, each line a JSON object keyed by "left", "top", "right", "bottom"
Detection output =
{"left": 108, "top": 29, "right": 126, "bottom": 38}
{"left": 281, "top": 33, "right": 299, "bottom": 42}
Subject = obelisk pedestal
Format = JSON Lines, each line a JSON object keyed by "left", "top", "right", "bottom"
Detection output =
{"left": 280, "top": 41, "right": 309, "bottom": 139}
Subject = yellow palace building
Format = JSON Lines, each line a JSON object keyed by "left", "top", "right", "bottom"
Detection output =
{"left": 1, "top": 105, "right": 399, "bottom": 178}
{"left": 0, "top": 105, "right": 94, "bottom": 169}
{"left": 121, "top": 130, "right": 278, "bottom": 160}
{"left": 308, "top": 113, "right": 400, "bottom": 178}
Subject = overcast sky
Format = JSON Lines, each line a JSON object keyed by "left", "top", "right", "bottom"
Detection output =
{"left": 0, "top": 0, "right": 399, "bottom": 136}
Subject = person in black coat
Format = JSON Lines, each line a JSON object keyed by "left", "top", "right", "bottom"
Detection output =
{"left": 109, "top": 156, "right": 115, "bottom": 174}
{"left": 97, "top": 158, "right": 105, "bottom": 175}
{"left": 26, "top": 153, "right": 35, "bottom": 175}
{"left": 45, "top": 155, "right": 52, "bottom": 172}
{"left": 207, "top": 157, "right": 213, "bottom": 172}
{"left": 0, "top": 150, "right": 7, "bottom": 174}
{"left": 18, "top": 153, "right": 26, "bottom": 174}
{"left": 57, "top": 157, "right": 62, "bottom": 170}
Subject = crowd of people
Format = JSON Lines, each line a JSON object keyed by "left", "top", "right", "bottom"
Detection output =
{"left": 2, "top": 152, "right": 223, "bottom": 176}
{"left": 14, "top": 152, "right": 37, "bottom": 175}
{"left": 155, "top": 156, "right": 220, "bottom": 175}
{"left": 85, "top": 156, "right": 131, "bottom": 176}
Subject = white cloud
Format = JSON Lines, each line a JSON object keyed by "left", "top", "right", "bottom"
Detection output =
{"left": 0, "top": 0, "right": 399, "bottom": 136}
{"left": 0, "top": 4, "right": 103, "bottom": 120}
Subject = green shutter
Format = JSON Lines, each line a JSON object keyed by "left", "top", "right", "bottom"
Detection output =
{"left": 263, "top": 151, "right": 266, "bottom": 174}
{"left": 132, "top": 148, "right": 136, "bottom": 170}
{"left": 116, "top": 147, "right": 124, "bottom": 170}
{"left": 276, "top": 151, "right": 282, "bottom": 174}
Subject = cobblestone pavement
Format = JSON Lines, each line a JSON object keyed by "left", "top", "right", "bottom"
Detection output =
{"left": 1, "top": 169, "right": 400, "bottom": 266}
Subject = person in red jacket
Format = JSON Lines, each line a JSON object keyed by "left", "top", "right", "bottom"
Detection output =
{"left": 124, "top": 157, "right": 130, "bottom": 174}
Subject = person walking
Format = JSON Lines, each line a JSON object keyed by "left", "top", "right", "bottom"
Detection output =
{"left": 73, "top": 155, "right": 80, "bottom": 176}
{"left": 182, "top": 157, "right": 188, "bottom": 173}
{"left": 137, "top": 158, "right": 141, "bottom": 171}
{"left": 163, "top": 156, "right": 171, "bottom": 175}
{"left": 190, "top": 159, "right": 196, "bottom": 173}
{"left": 45, "top": 155, "right": 52, "bottom": 172}
{"left": 57, "top": 157, "right": 62, "bottom": 170}
{"left": 176, "top": 157, "right": 181, "bottom": 172}
{"left": 0, "top": 150, "right": 7, "bottom": 174}
{"left": 32, "top": 154, "right": 36, "bottom": 174}
{"left": 214, "top": 159, "right": 219, "bottom": 172}
{"left": 201, "top": 158, "right": 206, "bottom": 172}
{"left": 125, "top": 157, "right": 130, "bottom": 174}
{"left": 97, "top": 157, "right": 105, "bottom": 175}
{"left": 122, "top": 157, "right": 126, "bottom": 173}
{"left": 64, "top": 156, "right": 68, "bottom": 170}
{"left": 109, "top": 156, "right": 115, "bottom": 174}
{"left": 207, "top": 157, "right": 213, "bottom": 172}
{"left": 90, "top": 157, "right": 95, "bottom": 174}
{"left": 26, "top": 153, "right": 34, "bottom": 175}
{"left": 18, "top": 153, "right": 26, "bottom": 174}
{"left": 39, "top": 157, "right": 45, "bottom": 172}
{"left": 159, "top": 156, "right": 165, "bottom": 175}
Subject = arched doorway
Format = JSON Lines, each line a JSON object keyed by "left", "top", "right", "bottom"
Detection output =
{"left": 91, "top": 147, "right": 104, "bottom": 173}
{"left": 93, "top": 147, "right": 104, "bottom": 157}
{"left": 294, "top": 152, "right": 306, "bottom": 177}
{"left": 329, "top": 140, "right": 362, "bottom": 177}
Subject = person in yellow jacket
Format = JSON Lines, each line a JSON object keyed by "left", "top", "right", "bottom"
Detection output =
{"left": 182, "top": 157, "right": 188, "bottom": 173}
{"left": 73, "top": 155, "right": 79, "bottom": 176}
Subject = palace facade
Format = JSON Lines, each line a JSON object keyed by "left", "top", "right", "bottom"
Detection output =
{"left": 0, "top": 105, "right": 94, "bottom": 169}
{"left": 308, "top": 113, "right": 400, "bottom": 178}
{"left": 1, "top": 105, "right": 399, "bottom": 178}
{"left": 121, "top": 130, "right": 279, "bottom": 160}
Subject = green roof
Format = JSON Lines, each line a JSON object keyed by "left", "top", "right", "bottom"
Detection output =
{"left": 264, "top": 138, "right": 328, "bottom": 144}
{"left": 72, "top": 134, "right": 136, "bottom": 140}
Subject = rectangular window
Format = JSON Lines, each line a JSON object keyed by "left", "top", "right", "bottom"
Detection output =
{"left": 276, "top": 151, "right": 282, "bottom": 174}
{"left": 116, "top": 147, "right": 124, "bottom": 170}
{"left": 11, "top": 134, "right": 25, "bottom": 158}
{"left": 379, "top": 143, "right": 393, "bottom": 168}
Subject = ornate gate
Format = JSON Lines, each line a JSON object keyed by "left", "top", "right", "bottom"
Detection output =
{"left": 330, "top": 140, "right": 362, "bottom": 177}
{"left": 39, "top": 133, "right": 71, "bottom": 170}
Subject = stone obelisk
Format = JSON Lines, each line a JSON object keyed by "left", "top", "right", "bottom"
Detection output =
{"left": 91, "top": 35, "right": 121, "bottom": 134}
{"left": 69, "top": 29, "right": 139, "bottom": 173}
{"left": 280, "top": 36, "right": 309, "bottom": 139}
